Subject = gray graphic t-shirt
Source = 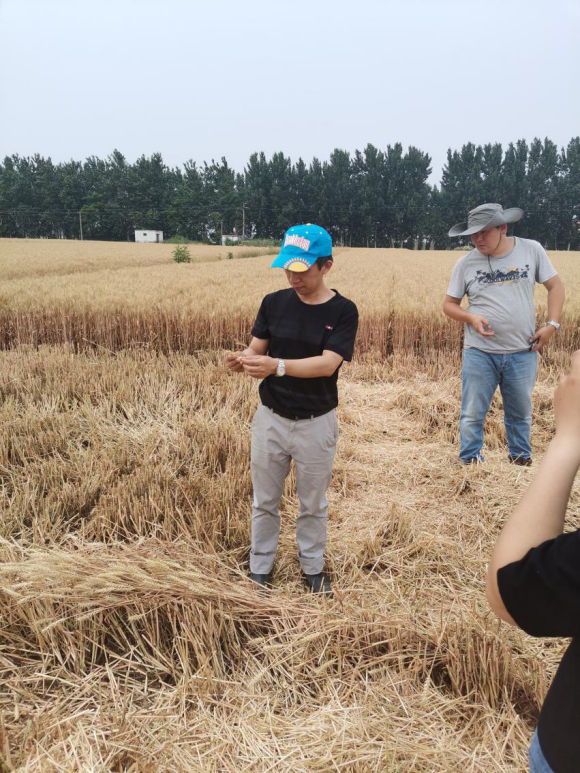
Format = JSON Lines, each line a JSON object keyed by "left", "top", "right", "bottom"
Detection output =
{"left": 446, "top": 238, "right": 557, "bottom": 353}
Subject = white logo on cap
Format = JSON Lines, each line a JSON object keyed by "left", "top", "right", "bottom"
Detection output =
{"left": 284, "top": 234, "right": 311, "bottom": 251}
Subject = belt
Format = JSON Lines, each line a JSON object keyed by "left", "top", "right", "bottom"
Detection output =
{"left": 266, "top": 405, "right": 320, "bottom": 421}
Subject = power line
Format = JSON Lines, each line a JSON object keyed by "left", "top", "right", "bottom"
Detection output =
{"left": 0, "top": 205, "right": 577, "bottom": 217}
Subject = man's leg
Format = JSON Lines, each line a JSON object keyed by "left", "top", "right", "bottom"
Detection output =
{"left": 459, "top": 348, "right": 500, "bottom": 462}
{"left": 292, "top": 410, "right": 338, "bottom": 575}
{"left": 250, "top": 405, "right": 291, "bottom": 575}
{"left": 529, "top": 729, "right": 553, "bottom": 773}
{"left": 500, "top": 351, "right": 538, "bottom": 462}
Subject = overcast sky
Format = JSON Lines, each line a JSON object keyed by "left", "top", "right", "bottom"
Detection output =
{"left": 0, "top": 0, "right": 578, "bottom": 184}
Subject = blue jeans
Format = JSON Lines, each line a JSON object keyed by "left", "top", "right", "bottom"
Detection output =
{"left": 529, "top": 729, "right": 553, "bottom": 772}
{"left": 459, "top": 348, "right": 538, "bottom": 462}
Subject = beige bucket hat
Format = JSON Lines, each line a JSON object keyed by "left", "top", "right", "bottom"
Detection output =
{"left": 448, "top": 203, "right": 524, "bottom": 237}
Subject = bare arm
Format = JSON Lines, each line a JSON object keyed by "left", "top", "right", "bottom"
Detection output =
{"left": 225, "top": 337, "right": 269, "bottom": 372}
{"left": 546, "top": 274, "right": 566, "bottom": 322}
{"left": 443, "top": 295, "right": 495, "bottom": 337}
{"left": 529, "top": 275, "right": 566, "bottom": 352}
{"left": 486, "top": 350, "right": 580, "bottom": 624}
{"left": 240, "top": 349, "right": 344, "bottom": 380}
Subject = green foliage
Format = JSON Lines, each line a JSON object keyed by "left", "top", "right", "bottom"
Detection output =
{"left": 1, "top": 138, "right": 579, "bottom": 248}
{"left": 238, "top": 249, "right": 277, "bottom": 259}
{"left": 165, "top": 235, "right": 190, "bottom": 244}
{"left": 243, "top": 238, "right": 282, "bottom": 247}
{"left": 172, "top": 244, "right": 191, "bottom": 263}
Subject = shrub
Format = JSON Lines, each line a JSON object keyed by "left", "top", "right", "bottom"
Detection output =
{"left": 173, "top": 245, "right": 192, "bottom": 263}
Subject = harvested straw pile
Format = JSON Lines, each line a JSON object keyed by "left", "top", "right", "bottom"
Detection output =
{"left": 0, "top": 345, "right": 576, "bottom": 771}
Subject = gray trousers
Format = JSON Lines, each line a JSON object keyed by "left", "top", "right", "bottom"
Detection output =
{"left": 249, "top": 404, "right": 338, "bottom": 575}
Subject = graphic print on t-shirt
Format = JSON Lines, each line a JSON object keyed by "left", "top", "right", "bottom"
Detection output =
{"left": 474, "top": 264, "right": 530, "bottom": 286}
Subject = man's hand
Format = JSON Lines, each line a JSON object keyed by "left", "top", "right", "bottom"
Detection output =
{"left": 225, "top": 347, "right": 258, "bottom": 373}
{"left": 241, "top": 354, "right": 277, "bottom": 380}
{"left": 225, "top": 351, "right": 245, "bottom": 372}
{"left": 529, "top": 325, "right": 556, "bottom": 353}
{"left": 468, "top": 314, "right": 495, "bottom": 337}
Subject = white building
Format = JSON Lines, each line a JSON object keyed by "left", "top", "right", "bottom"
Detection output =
{"left": 135, "top": 229, "right": 163, "bottom": 243}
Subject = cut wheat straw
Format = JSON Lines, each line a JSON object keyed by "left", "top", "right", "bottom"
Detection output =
{"left": 0, "top": 239, "right": 577, "bottom": 770}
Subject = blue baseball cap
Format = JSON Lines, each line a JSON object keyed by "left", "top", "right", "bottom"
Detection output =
{"left": 270, "top": 224, "right": 332, "bottom": 272}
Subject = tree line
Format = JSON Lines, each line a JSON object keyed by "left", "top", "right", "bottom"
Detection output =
{"left": 1, "top": 137, "right": 579, "bottom": 249}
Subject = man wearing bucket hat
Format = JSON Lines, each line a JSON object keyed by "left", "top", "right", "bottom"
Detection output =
{"left": 443, "top": 203, "right": 565, "bottom": 465}
{"left": 225, "top": 224, "right": 358, "bottom": 594}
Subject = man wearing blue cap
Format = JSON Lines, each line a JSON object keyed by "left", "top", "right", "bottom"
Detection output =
{"left": 443, "top": 203, "right": 565, "bottom": 465}
{"left": 226, "top": 224, "right": 358, "bottom": 594}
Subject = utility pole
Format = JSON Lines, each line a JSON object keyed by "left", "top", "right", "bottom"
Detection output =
{"left": 242, "top": 201, "right": 246, "bottom": 239}
{"left": 79, "top": 210, "right": 84, "bottom": 240}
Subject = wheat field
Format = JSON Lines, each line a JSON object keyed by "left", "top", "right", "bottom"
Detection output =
{"left": 0, "top": 239, "right": 579, "bottom": 771}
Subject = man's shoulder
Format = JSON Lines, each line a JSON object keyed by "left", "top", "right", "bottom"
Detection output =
{"left": 332, "top": 291, "right": 358, "bottom": 314}
{"left": 514, "top": 238, "right": 555, "bottom": 269}
{"left": 516, "top": 237, "right": 544, "bottom": 254}
{"left": 260, "top": 288, "right": 295, "bottom": 305}
{"left": 452, "top": 248, "right": 480, "bottom": 269}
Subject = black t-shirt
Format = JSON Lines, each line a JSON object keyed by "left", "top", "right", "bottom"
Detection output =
{"left": 251, "top": 288, "right": 358, "bottom": 419}
{"left": 497, "top": 530, "right": 580, "bottom": 773}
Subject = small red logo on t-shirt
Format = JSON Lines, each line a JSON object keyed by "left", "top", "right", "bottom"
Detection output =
{"left": 325, "top": 325, "right": 333, "bottom": 330}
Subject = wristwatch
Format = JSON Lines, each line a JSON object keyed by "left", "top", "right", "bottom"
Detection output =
{"left": 546, "top": 320, "right": 560, "bottom": 330}
{"left": 276, "top": 358, "right": 286, "bottom": 377}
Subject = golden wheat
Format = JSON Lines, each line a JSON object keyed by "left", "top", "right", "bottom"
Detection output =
{"left": 0, "top": 237, "right": 276, "bottom": 280}
{"left": 1, "top": 240, "right": 578, "bottom": 315}
{"left": 0, "top": 238, "right": 578, "bottom": 770}
{"left": 0, "top": 240, "right": 578, "bottom": 358}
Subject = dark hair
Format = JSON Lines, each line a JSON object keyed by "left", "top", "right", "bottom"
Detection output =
{"left": 315, "top": 256, "right": 333, "bottom": 270}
